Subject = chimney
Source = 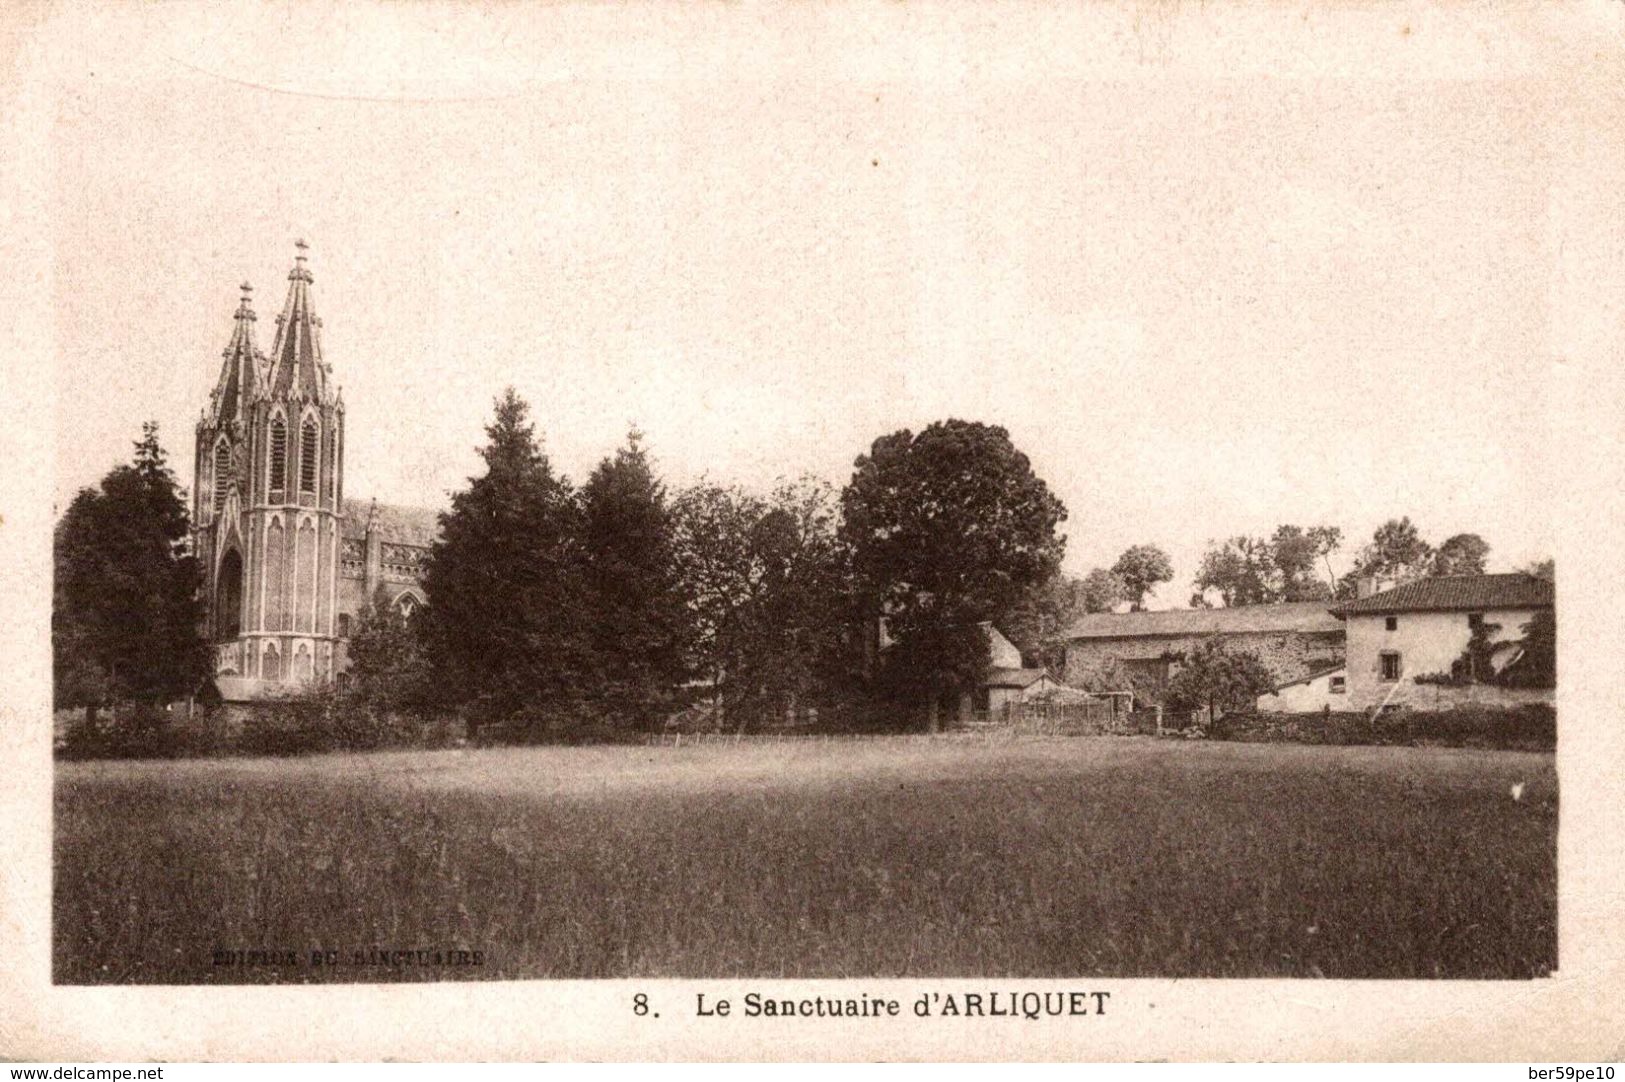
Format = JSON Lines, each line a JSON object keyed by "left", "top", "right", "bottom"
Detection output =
{"left": 1356, "top": 576, "right": 1379, "bottom": 599}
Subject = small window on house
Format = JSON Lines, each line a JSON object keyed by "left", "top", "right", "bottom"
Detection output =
{"left": 1329, "top": 675, "right": 1346, "bottom": 694}
{"left": 300, "top": 418, "right": 319, "bottom": 493}
{"left": 1380, "top": 652, "right": 1402, "bottom": 682}
{"left": 269, "top": 418, "right": 287, "bottom": 491}
{"left": 1468, "top": 612, "right": 1484, "bottom": 629}
{"left": 1385, "top": 616, "right": 1398, "bottom": 631}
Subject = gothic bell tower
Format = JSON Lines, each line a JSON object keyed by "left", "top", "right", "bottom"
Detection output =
{"left": 194, "top": 241, "right": 345, "bottom": 695}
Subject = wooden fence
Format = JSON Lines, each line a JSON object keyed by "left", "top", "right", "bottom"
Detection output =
{"left": 642, "top": 700, "right": 1206, "bottom": 746}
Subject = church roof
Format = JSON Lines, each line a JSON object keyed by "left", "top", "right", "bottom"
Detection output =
{"left": 341, "top": 497, "right": 441, "bottom": 548}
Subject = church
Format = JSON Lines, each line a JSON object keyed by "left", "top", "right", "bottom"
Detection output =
{"left": 192, "top": 243, "right": 438, "bottom": 700}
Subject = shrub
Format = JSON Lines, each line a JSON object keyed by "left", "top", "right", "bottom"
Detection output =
{"left": 1209, "top": 704, "right": 1554, "bottom": 752}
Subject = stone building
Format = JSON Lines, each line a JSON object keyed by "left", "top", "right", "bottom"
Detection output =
{"left": 193, "top": 244, "right": 438, "bottom": 699}
{"left": 1062, "top": 602, "right": 1346, "bottom": 703}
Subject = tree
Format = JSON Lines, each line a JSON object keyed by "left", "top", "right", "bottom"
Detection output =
{"left": 52, "top": 423, "right": 207, "bottom": 721}
{"left": 1163, "top": 638, "right": 1275, "bottom": 720}
{"left": 345, "top": 588, "right": 432, "bottom": 715}
{"left": 1269, "top": 525, "right": 1337, "bottom": 601}
{"left": 840, "top": 420, "right": 1066, "bottom": 730}
{"left": 1506, "top": 609, "right": 1556, "bottom": 688}
{"left": 421, "top": 388, "right": 591, "bottom": 730}
{"left": 1522, "top": 557, "right": 1555, "bottom": 582}
{"left": 579, "top": 429, "right": 690, "bottom": 727}
{"left": 671, "top": 477, "right": 851, "bottom": 730}
{"left": 1194, "top": 525, "right": 1342, "bottom": 606}
{"left": 1111, "top": 544, "right": 1174, "bottom": 611}
{"left": 672, "top": 481, "right": 768, "bottom": 692}
{"left": 1432, "top": 533, "right": 1491, "bottom": 577}
{"left": 1079, "top": 568, "right": 1127, "bottom": 614}
{"left": 1193, "top": 536, "right": 1275, "bottom": 607}
{"left": 1003, "top": 572, "right": 1086, "bottom": 671}
{"left": 1341, "top": 517, "right": 1434, "bottom": 594}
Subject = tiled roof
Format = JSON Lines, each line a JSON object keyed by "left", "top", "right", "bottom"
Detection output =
{"left": 983, "top": 666, "right": 1050, "bottom": 689}
{"left": 1270, "top": 662, "right": 1347, "bottom": 693}
{"left": 341, "top": 497, "right": 442, "bottom": 548}
{"left": 1332, "top": 573, "right": 1553, "bottom": 616}
{"left": 1065, "top": 601, "right": 1343, "bottom": 641}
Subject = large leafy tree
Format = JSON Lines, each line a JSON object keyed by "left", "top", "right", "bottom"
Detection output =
{"left": 579, "top": 429, "right": 690, "bottom": 727}
{"left": 1270, "top": 525, "right": 1340, "bottom": 601}
{"left": 1339, "top": 516, "right": 1434, "bottom": 595}
{"left": 671, "top": 477, "right": 851, "bottom": 730}
{"left": 1078, "top": 567, "right": 1128, "bottom": 614}
{"left": 345, "top": 588, "right": 433, "bottom": 715}
{"left": 1111, "top": 544, "right": 1174, "bottom": 611}
{"left": 421, "top": 388, "right": 590, "bottom": 729}
{"left": 839, "top": 420, "right": 1066, "bottom": 729}
{"left": 53, "top": 423, "right": 206, "bottom": 718}
{"left": 1193, "top": 535, "right": 1275, "bottom": 607}
{"left": 1432, "top": 533, "right": 1491, "bottom": 576}
{"left": 1194, "top": 524, "right": 1342, "bottom": 606}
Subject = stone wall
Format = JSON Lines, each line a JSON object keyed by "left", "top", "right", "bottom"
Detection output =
{"left": 1064, "top": 630, "right": 1345, "bottom": 704}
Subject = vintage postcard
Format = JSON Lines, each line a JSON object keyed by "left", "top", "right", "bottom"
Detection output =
{"left": 3, "top": 0, "right": 1623, "bottom": 1063}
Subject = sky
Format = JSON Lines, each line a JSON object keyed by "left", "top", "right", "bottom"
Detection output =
{"left": 43, "top": 4, "right": 1563, "bottom": 609}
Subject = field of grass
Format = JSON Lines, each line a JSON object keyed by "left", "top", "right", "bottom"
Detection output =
{"left": 54, "top": 737, "right": 1557, "bottom": 982}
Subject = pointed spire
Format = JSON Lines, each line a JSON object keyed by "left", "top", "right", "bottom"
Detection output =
{"left": 266, "top": 239, "right": 330, "bottom": 402}
{"left": 208, "top": 279, "right": 260, "bottom": 424}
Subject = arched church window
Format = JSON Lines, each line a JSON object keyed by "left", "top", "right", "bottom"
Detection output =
{"left": 300, "top": 418, "right": 319, "bottom": 493}
{"left": 269, "top": 418, "right": 288, "bottom": 491}
{"left": 213, "top": 441, "right": 231, "bottom": 513}
{"left": 396, "top": 593, "right": 420, "bottom": 621}
{"left": 216, "top": 548, "right": 243, "bottom": 641}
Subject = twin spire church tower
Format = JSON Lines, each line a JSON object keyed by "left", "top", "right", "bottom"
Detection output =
{"left": 193, "top": 243, "right": 435, "bottom": 698}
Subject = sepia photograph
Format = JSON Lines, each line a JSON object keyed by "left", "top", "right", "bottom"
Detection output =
{"left": 6, "top": 0, "right": 1624, "bottom": 1064}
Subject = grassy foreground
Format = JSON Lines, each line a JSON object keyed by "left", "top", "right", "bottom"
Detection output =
{"left": 54, "top": 738, "right": 1556, "bottom": 982}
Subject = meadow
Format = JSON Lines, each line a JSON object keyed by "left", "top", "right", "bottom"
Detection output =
{"left": 53, "top": 737, "right": 1557, "bottom": 982}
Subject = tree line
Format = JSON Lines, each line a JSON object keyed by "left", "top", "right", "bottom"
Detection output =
{"left": 54, "top": 396, "right": 1073, "bottom": 735}
{"left": 410, "top": 392, "right": 1070, "bottom": 734}
{"left": 1052, "top": 518, "right": 1550, "bottom": 619}
{"left": 54, "top": 399, "right": 1553, "bottom": 737}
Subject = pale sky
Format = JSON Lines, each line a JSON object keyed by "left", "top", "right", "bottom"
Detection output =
{"left": 44, "top": 4, "right": 1568, "bottom": 608}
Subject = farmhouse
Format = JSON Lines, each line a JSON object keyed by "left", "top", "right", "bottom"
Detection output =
{"left": 1062, "top": 602, "right": 1345, "bottom": 703}
{"left": 1330, "top": 573, "right": 1555, "bottom": 711}
{"left": 1255, "top": 663, "right": 1348, "bottom": 713}
{"left": 960, "top": 626, "right": 1063, "bottom": 718}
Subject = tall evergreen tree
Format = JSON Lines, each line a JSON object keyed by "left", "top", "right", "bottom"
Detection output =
{"left": 579, "top": 429, "right": 690, "bottom": 726}
{"left": 421, "top": 388, "right": 590, "bottom": 729}
{"left": 53, "top": 423, "right": 206, "bottom": 718}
